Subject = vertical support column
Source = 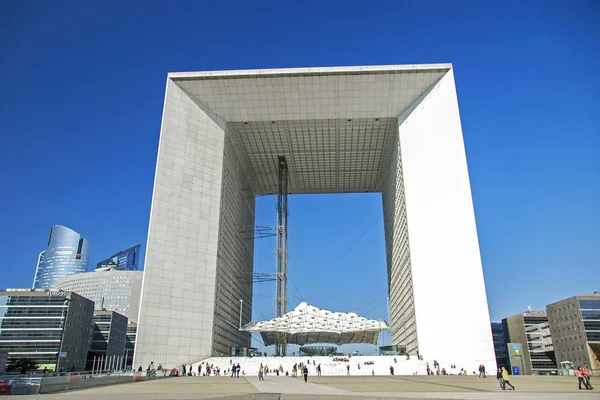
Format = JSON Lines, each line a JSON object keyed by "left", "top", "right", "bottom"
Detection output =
{"left": 276, "top": 156, "right": 288, "bottom": 356}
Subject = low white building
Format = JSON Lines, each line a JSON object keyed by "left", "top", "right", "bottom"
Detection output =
{"left": 56, "top": 270, "right": 142, "bottom": 323}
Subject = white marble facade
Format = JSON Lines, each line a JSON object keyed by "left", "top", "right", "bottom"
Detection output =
{"left": 134, "top": 65, "right": 496, "bottom": 373}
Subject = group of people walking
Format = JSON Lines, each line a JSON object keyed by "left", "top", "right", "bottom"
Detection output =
{"left": 143, "top": 358, "right": 596, "bottom": 392}
{"left": 478, "top": 364, "right": 487, "bottom": 378}
{"left": 259, "top": 362, "right": 308, "bottom": 382}
{"left": 576, "top": 364, "right": 594, "bottom": 390}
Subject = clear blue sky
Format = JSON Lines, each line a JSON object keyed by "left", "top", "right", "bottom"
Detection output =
{"left": 1, "top": 0, "right": 598, "bottom": 353}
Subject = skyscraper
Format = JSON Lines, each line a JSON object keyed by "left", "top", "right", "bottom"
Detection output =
{"left": 96, "top": 245, "right": 141, "bottom": 271}
{"left": 32, "top": 225, "right": 90, "bottom": 289}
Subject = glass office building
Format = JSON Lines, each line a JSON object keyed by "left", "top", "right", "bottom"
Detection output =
{"left": 491, "top": 322, "right": 509, "bottom": 369}
{"left": 0, "top": 289, "right": 94, "bottom": 371}
{"left": 96, "top": 245, "right": 141, "bottom": 271}
{"left": 32, "top": 225, "right": 90, "bottom": 290}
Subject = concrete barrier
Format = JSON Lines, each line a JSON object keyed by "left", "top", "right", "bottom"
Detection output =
{"left": 38, "top": 372, "right": 170, "bottom": 394}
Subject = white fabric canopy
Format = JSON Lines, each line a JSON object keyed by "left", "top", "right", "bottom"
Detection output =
{"left": 242, "top": 301, "right": 389, "bottom": 346}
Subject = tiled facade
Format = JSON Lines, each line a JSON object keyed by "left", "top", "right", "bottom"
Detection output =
{"left": 135, "top": 80, "right": 228, "bottom": 366}
{"left": 381, "top": 126, "right": 416, "bottom": 351}
{"left": 547, "top": 294, "right": 600, "bottom": 370}
{"left": 135, "top": 65, "right": 496, "bottom": 372}
{"left": 56, "top": 270, "right": 142, "bottom": 323}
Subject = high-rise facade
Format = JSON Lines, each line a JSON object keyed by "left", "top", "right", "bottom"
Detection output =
{"left": 32, "top": 225, "right": 90, "bottom": 289}
{"left": 502, "top": 311, "right": 557, "bottom": 374}
{"left": 96, "top": 245, "right": 141, "bottom": 271}
{"left": 491, "top": 322, "right": 509, "bottom": 369}
{"left": 546, "top": 293, "right": 600, "bottom": 370}
{"left": 134, "top": 65, "right": 496, "bottom": 371}
{"left": 0, "top": 289, "right": 94, "bottom": 371}
{"left": 87, "top": 310, "right": 128, "bottom": 371}
{"left": 56, "top": 270, "right": 143, "bottom": 323}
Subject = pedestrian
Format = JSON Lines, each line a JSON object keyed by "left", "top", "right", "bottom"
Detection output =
{"left": 577, "top": 367, "right": 590, "bottom": 390}
{"left": 583, "top": 364, "right": 594, "bottom": 390}
{"left": 236, "top": 363, "right": 241, "bottom": 378}
{"left": 317, "top": 363, "right": 321, "bottom": 376}
{"left": 501, "top": 367, "right": 515, "bottom": 390}
{"left": 259, "top": 364, "right": 264, "bottom": 381}
{"left": 496, "top": 368, "right": 505, "bottom": 390}
{"left": 303, "top": 365, "right": 309, "bottom": 383}
{"left": 482, "top": 365, "right": 486, "bottom": 378}
{"left": 390, "top": 366, "right": 394, "bottom": 376}
{"left": 347, "top": 364, "right": 350, "bottom": 375}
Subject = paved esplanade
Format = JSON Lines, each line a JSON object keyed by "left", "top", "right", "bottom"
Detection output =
{"left": 21, "top": 375, "right": 597, "bottom": 399}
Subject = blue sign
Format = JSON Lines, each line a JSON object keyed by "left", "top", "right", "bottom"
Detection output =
{"left": 511, "top": 345, "right": 523, "bottom": 356}
{"left": 59, "top": 352, "right": 67, "bottom": 358}
{"left": 512, "top": 366, "right": 520, "bottom": 376}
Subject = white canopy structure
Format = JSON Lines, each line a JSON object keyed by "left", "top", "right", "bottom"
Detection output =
{"left": 243, "top": 302, "right": 389, "bottom": 346}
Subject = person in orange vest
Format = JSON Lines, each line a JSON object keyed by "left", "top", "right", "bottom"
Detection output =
{"left": 582, "top": 364, "right": 594, "bottom": 390}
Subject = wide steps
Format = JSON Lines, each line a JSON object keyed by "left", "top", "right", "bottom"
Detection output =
{"left": 191, "top": 355, "right": 463, "bottom": 377}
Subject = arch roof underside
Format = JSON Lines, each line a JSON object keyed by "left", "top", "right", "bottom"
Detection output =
{"left": 171, "top": 65, "right": 449, "bottom": 195}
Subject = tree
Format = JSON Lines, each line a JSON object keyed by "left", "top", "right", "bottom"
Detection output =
{"left": 5, "top": 358, "right": 40, "bottom": 374}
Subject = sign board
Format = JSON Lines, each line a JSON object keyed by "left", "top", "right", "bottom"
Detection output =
{"left": 47, "top": 290, "right": 67, "bottom": 297}
{"left": 59, "top": 352, "right": 67, "bottom": 358}
{"left": 512, "top": 366, "right": 520, "bottom": 375}
{"left": 511, "top": 344, "right": 522, "bottom": 356}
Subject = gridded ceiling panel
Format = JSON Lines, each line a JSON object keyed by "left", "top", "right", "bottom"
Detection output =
{"left": 227, "top": 118, "right": 398, "bottom": 194}
{"left": 171, "top": 65, "right": 450, "bottom": 194}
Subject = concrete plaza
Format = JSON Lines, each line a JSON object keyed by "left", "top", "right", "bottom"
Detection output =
{"left": 18, "top": 374, "right": 598, "bottom": 400}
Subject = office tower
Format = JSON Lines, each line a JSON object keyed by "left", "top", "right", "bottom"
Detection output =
{"left": 96, "top": 245, "right": 141, "bottom": 271}
{"left": 32, "top": 225, "right": 90, "bottom": 289}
